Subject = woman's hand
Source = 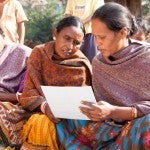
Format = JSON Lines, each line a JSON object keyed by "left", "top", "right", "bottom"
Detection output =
{"left": 44, "top": 103, "right": 61, "bottom": 123}
{"left": 79, "top": 100, "right": 115, "bottom": 121}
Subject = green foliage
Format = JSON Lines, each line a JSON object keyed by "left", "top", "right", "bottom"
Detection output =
{"left": 25, "top": 0, "right": 65, "bottom": 47}
{"left": 142, "top": 0, "right": 150, "bottom": 16}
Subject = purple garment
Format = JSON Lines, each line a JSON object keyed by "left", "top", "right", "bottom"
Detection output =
{"left": 80, "top": 33, "right": 98, "bottom": 63}
{"left": 18, "top": 70, "right": 26, "bottom": 93}
{"left": 0, "top": 43, "right": 32, "bottom": 93}
{"left": 92, "top": 40, "right": 150, "bottom": 116}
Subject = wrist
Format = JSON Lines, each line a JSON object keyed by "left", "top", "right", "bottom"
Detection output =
{"left": 110, "top": 106, "right": 138, "bottom": 120}
{"left": 131, "top": 106, "right": 137, "bottom": 119}
{"left": 16, "top": 92, "right": 22, "bottom": 102}
{"left": 40, "top": 101, "right": 47, "bottom": 114}
{"left": 110, "top": 105, "right": 117, "bottom": 119}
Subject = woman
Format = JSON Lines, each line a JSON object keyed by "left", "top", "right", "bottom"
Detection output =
{"left": 79, "top": 2, "right": 150, "bottom": 149}
{"left": 19, "top": 16, "right": 92, "bottom": 149}
{"left": 0, "top": 27, "right": 32, "bottom": 149}
{"left": 131, "top": 17, "right": 150, "bottom": 42}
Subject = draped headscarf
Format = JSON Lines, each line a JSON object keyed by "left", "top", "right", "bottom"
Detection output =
{"left": 19, "top": 41, "right": 92, "bottom": 111}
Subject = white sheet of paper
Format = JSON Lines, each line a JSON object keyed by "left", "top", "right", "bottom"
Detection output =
{"left": 41, "top": 86, "right": 96, "bottom": 120}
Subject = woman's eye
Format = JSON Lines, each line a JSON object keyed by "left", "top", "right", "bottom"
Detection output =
{"left": 100, "top": 36, "right": 105, "bottom": 39}
{"left": 73, "top": 40, "right": 80, "bottom": 46}
{"left": 95, "top": 35, "right": 105, "bottom": 40}
{"left": 64, "top": 36, "right": 70, "bottom": 41}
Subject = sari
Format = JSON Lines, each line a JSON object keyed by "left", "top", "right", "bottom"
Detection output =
{"left": 19, "top": 41, "right": 92, "bottom": 149}
{"left": 55, "top": 41, "right": 150, "bottom": 149}
{"left": 0, "top": 43, "right": 32, "bottom": 149}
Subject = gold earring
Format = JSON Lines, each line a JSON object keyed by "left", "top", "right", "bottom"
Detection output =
{"left": 53, "top": 37, "right": 56, "bottom": 40}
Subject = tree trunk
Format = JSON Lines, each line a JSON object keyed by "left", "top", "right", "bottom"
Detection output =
{"left": 104, "top": 0, "right": 142, "bottom": 17}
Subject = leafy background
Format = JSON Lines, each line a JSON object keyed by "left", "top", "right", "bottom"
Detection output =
{"left": 21, "top": 0, "right": 150, "bottom": 48}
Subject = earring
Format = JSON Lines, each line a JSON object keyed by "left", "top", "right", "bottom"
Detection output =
{"left": 53, "top": 36, "right": 56, "bottom": 40}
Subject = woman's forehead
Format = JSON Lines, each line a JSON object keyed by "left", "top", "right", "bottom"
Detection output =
{"left": 59, "top": 26, "right": 84, "bottom": 37}
{"left": 92, "top": 19, "right": 111, "bottom": 35}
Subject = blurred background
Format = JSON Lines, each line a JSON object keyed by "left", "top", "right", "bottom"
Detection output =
{"left": 19, "top": 0, "right": 150, "bottom": 47}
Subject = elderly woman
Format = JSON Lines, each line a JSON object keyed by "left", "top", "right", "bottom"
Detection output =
{"left": 18, "top": 16, "right": 92, "bottom": 149}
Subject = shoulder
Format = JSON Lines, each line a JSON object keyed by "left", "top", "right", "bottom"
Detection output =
{"left": 8, "top": 43, "right": 32, "bottom": 57}
{"left": 6, "top": 0, "right": 23, "bottom": 10}
{"left": 30, "top": 42, "right": 53, "bottom": 58}
{"left": 130, "top": 39, "right": 150, "bottom": 46}
{"left": 130, "top": 40, "right": 150, "bottom": 54}
{"left": 33, "top": 42, "right": 52, "bottom": 52}
{"left": 33, "top": 43, "right": 47, "bottom": 50}
{"left": 11, "top": 0, "right": 24, "bottom": 10}
{"left": 8, "top": 0, "right": 21, "bottom": 5}
{"left": 17, "top": 44, "right": 32, "bottom": 56}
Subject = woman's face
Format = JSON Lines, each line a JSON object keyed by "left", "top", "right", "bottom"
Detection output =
{"left": 92, "top": 18, "right": 128, "bottom": 58}
{"left": 54, "top": 26, "right": 84, "bottom": 59}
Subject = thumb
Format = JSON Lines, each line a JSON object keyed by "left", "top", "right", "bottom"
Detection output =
{"left": 97, "top": 101, "right": 105, "bottom": 105}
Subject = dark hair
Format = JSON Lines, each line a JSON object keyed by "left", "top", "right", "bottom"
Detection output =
{"left": 92, "top": 2, "right": 138, "bottom": 37}
{"left": 136, "top": 17, "right": 150, "bottom": 37}
{"left": 56, "top": 16, "right": 85, "bottom": 35}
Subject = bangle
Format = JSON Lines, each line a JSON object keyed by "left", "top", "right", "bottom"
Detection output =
{"left": 40, "top": 101, "right": 47, "bottom": 114}
{"left": 131, "top": 107, "right": 137, "bottom": 119}
{"left": 16, "top": 92, "right": 21, "bottom": 102}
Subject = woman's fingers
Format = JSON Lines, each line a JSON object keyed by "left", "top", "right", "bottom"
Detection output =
{"left": 80, "top": 101, "right": 106, "bottom": 121}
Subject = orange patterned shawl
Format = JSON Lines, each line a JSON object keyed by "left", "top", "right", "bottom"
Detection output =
{"left": 19, "top": 41, "right": 92, "bottom": 111}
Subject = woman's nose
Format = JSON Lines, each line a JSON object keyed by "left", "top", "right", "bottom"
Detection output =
{"left": 94, "top": 36, "right": 101, "bottom": 46}
{"left": 67, "top": 42, "right": 74, "bottom": 49}
{"left": 95, "top": 40, "right": 102, "bottom": 48}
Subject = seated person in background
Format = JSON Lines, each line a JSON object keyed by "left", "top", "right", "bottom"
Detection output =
{"left": 131, "top": 17, "right": 150, "bottom": 42}
{"left": 0, "top": 27, "right": 32, "bottom": 149}
{"left": 18, "top": 16, "right": 92, "bottom": 150}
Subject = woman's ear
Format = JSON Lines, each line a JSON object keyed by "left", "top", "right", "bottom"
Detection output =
{"left": 120, "top": 27, "right": 128, "bottom": 38}
{"left": 52, "top": 28, "right": 57, "bottom": 40}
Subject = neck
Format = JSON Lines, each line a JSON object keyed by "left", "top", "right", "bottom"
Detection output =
{"left": 116, "top": 38, "right": 129, "bottom": 54}
{"left": 121, "top": 38, "right": 129, "bottom": 48}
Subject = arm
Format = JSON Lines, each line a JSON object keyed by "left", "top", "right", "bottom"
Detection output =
{"left": 80, "top": 101, "right": 138, "bottom": 121}
{"left": 110, "top": 105, "right": 137, "bottom": 120}
{"left": 18, "top": 22, "right": 25, "bottom": 44}
{"left": 64, "top": 0, "right": 72, "bottom": 17}
{"left": 15, "top": 0, "right": 28, "bottom": 44}
{"left": 19, "top": 47, "right": 46, "bottom": 111}
{"left": 0, "top": 93, "right": 18, "bottom": 103}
